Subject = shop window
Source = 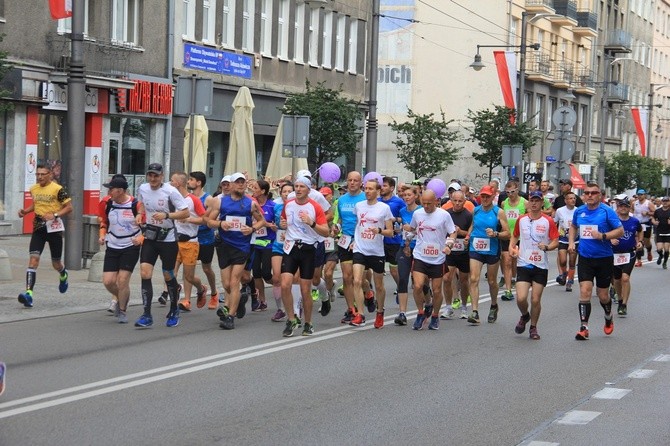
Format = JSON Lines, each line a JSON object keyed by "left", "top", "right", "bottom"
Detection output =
{"left": 109, "top": 117, "right": 149, "bottom": 193}
{"left": 37, "top": 112, "right": 66, "bottom": 184}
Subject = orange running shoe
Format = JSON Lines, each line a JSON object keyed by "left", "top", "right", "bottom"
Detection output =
{"left": 178, "top": 299, "right": 191, "bottom": 312}
{"left": 374, "top": 311, "right": 384, "bottom": 329}
{"left": 575, "top": 325, "right": 589, "bottom": 340}
{"left": 604, "top": 318, "right": 614, "bottom": 335}
{"left": 208, "top": 292, "right": 219, "bottom": 310}
{"left": 349, "top": 313, "right": 366, "bottom": 327}
{"left": 196, "top": 285, "right": 208, "bottom": 308}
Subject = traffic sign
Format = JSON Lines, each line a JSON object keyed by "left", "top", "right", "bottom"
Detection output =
{"left": 546, "top": 155, "right": 556, "bottom": 163}
{"left": 547, "top": 161, "right": 571, "bottom": 182}
{"left": 552, "top": 106, "right": 577, "bottom": 129}
{"left": 549, "top": 138, "right": 575, "bottom": 161}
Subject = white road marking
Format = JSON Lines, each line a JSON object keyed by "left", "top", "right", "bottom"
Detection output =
{"left": 628, "top": 369, "right": 657, "bottom": 379}
{"left": 525, "top": 442, "right": 560, "bottom": 446}
{"left": 592, "top": 387, "right": 631, "bottom": 399}
{"left": 555, "top": 410, "right": 601, "bottom": 425}
{"left": 652, "top": 354, "right": 670, "bottom": 362}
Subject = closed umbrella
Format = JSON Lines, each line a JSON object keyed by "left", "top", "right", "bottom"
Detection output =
{"left": 183, "top": 115, "right": 209, "bottom": 172}
{"left": 264, "top": 115, "right": 308, "bottom": 181}
{"left": 225, "top": 86, "right": 257, "bottom": 176}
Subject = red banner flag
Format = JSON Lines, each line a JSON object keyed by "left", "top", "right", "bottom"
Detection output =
{"left": 494, "top": 51, "right": 518, "bottom": 123}
{"left": 630, "top": 107, "right": 648, "bottom": 157}
{"left": 49, "top": 0, "right": 72, "bottom": 20}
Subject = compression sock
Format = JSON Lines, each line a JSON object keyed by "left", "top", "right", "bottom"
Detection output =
{"left": 578, "top": 301, "right": 591, "bottom": 324}
{"left": 167, "top": 278, "right": 180, "bottom": 311}
{"left": 141, "top": 279, "right": 153, "bottom": 313}
{"left": 600, "top": 300, "right": 612, "bottom": 317}
{"left": 26, "top": 268, "right": 36, "bottom": 291}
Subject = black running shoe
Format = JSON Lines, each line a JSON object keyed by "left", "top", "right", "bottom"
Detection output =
{"left": 237, "top": 292, "right": 249, "bottom": 319}
{"left": 219, "top": 315, "right": 235, "bottom": 330}
{"left": 319, "top": 300, "right": 331, "bottom": 317}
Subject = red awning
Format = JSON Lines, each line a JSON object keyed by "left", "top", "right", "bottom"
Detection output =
{"left": 569, "top": 164, "right": 586, "bottom": 189}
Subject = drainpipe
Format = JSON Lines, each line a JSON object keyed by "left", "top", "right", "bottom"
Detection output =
{"left": 165, "top": 0, "right": 175, "bottom": 171}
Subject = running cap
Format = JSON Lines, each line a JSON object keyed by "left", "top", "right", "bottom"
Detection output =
{"left": 295, "top": 176, "right": 312, "bottom": 188}
{"left": 147, "top": 163, "right": 163, "bottom": 174}
{"left": 319, "top": 186, "right": 333, "bottom": 196}
{"left": 616, "top": 197, "right": 631, "bottom": 206}
{"left": 448, "top": 182, "right": 462, "bottom": 191}
{"left": 479, "top": 185, "right": 495, "bottom": 196}
{"left": 529, "top": 190, "right": 544, "bottom": 199}
{"left": 103, "top": 175, "right": 128, "bottom": 189}
{"left": 296, "top": 169, "right": 312, "bottom": 178}
{"left": 230, "top": 172, "right": 246, "bottom": 182}
{"left": 220, "top": 175, "right": 231, "bottom": 183}
{"left": 637, "top": 188, "right": 647, "bottom": 194}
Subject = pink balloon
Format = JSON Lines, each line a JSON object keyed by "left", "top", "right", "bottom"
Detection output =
{"left": 426, "top": 178, "right": 446, "bottom": 198}
{"left": 363, "top": 171, "right": 383, "bottom": 185}
{"left": 319, "top": 162, "right": 341, "bottom": 182}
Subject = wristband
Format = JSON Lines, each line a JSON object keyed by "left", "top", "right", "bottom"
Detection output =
{"left": 378, "top": 227, "right": 382, "bottom": 234}
{"left": 601, "top": 232, "right": 606, "bottom": 241}
{"left": 310, "top": 221, "right": 316, "bottom": 228}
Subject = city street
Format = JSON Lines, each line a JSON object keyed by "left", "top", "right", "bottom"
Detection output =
{"left": 0, "top": 238, "right": 669, "bottom": 445}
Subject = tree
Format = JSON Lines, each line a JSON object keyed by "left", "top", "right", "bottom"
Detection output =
{"left": 0, "top": 35, "right": 14, "bottom": 112}
{"left": 466, "top": 105, "right": 539, "bottom": 181}
{"left": 280, "top": 81, "right": 363, "bottom": 171}
{"left": 604, "top": 151, "right": 664, "bottom": 194}
{"left": 389, "top": 108, "right": 461, "bottom": 180}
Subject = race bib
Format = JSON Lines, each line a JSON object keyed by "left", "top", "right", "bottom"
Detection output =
{"left": 506, "top": 209, "right": 519, "bottom": 220}
{"left": 614, "top": 252, "right": 631, "bottom": 266}
{"left": 528, "top": 250, "right": 544, "bottom": 263}
{"left": 276, "top": 229, "right": 286, "bottom": 243}
{"left": 472, "top": 237, "right": 491, "bottom": 252}
{"left": 226, "top": 215, "right": 246, "bottom": 231}
{"left": 46, "top": 218, "right": 64, "bottom": 233}
{"left": 360, "top": 228, "right": 378, "bottom": 240}
{"left": 580, "top": 225, "right": 596, "bottom": 239}
{"left": 421, "top": 244, "right": 440, "bottom": 258}
{"left": 324, "top": 237, "right": 335, "bottom": 252}
{"left": 255, "top": 226, "right": 267, "bottom": 237}
{"left": 338, "top": 234, "right": 352, "bottom": 249}
{"left": 283, "top": 239, "right": 295, "bottom": 254}
{"left": 452, "top": 239, "right": 465, "bottom": 252}
{"left": 146, "top": 211, "right": 161, "bottom": 226}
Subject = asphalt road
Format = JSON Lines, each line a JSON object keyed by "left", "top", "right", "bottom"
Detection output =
{"left": 1, "top": 257, "right": 669, "bottom": 446}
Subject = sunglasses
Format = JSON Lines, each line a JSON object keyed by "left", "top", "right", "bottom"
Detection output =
{"left": 506, "top": 190, "right": 517, "bottom": 193}
{"left": 583, "top": 191, "right": 600, "bottom": 196}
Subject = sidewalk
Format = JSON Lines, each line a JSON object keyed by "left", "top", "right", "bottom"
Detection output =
{"left": 0, "top": 235, "right": 341, "bottom": 324}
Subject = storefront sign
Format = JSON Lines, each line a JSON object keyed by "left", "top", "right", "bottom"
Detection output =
{"left": 117, "top": 80, "right": 173, "bottom": 115}
{"left": 84, "top": 146, "right": 102, "bottom": 190}
{"left": 42, "top": 83, "right": 100, "bottom": 113}
{"left": 183, "top": 43, "right": 252, "bottom": 79}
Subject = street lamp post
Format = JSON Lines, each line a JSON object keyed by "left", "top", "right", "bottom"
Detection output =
{"left": 365, "top": 0, "right": 380, "bottom": 172}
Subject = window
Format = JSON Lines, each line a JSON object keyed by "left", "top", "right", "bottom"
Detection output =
{"left": 260, "top": 0, "right": 273, "bottom": 55}
{"left": 347, "top": 19, "right": 358, "bottom": 73}
{"left": 277, "top": 0, "right": 289, "bottom": 58}
{"left": 112, "top": 0, "right": 140, "bottom": 45}
{"left": 322, "top": 11, "right": 333, "bottom": 68}
{"left": 294, "top": 4, "right": 305, "bottom": 62}
{"left": 58, "top": 0, "right": 89, "bottom": 35}
{"left": 221, "top": 0, "right": 236, "bottom": 48}
{"left": 202, "top": 0, "right": 216, "bottom": 43}
{"left": 547, "top": 97, "right": 557, "bottom": 131}
{"left": 242, "top": 0, "right": 255, "bottom": 51}
{"left": 534, "top": 94, "right": 545, "bottom": 129}
{"left": 182, "top": 0, "right": 195, "bottom": 39}
{"left": 335, "top": 14, "right": 345, "bottom": 70}
{"left": 309, "top": 8, "right": 320, "bottom": 65}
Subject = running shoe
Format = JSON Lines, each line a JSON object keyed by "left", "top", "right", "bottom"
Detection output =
{"left": 617, "top": 303, "right": 627, "bottom": 316}
{"left": 451, "top": 298, "right": 461, "bottom": 310}
{"left": 498, "top": 277, "right": 505, "bottom": 287}
{"left": 467, "top": 310, "right": 480, "bottom": 325}
{"left": 219, "top": 315, "right": 235, "bottom": 330}
{"left": 341, "top": 309, "right": 354, "bottom": 324}
{"left": 166, "top": 309, "right": 180, "bottom": 328}
{"left": 515, "top": 313, "right": 530, "bottom": 334}
{"left": 423, "top": 304, "right": 433, "bottom": 318}
{"left": 349, "top": 313, "right": 366, "bottom": 327}
{"left": 337, "top": 284, "right": 344, "bottom": 296}
{"left": 208, "top": 292, "right": 219, "bottom": 310}
{"left": 311, "top": 289, "right": 319, "bottom": 301}
{"left": 664, "top": 263, "right": 668, "bottom": 270}
{"left": 302, "top": 322, "right": 315, "bottom": 336}
{"left": 657, "top": 255, "right": 663, "bottom": 265}
{"left": 178, "top": 299, "right": 191, "bottom": 312}
{"left": 501, "top": 290, "right": 514, "bottom": 301}
{"left": 609, "top": 286, "right": 616, "bottom": 302}
{"left": 635, "top": 260, "right": 642, "bottom": 267}
{"left": 459, "top": 307, "right": 468, "bottom": 319}
{"left": 394, "top": 313, "right": 407, "bottom": 326}
{"left": 529, "top": 327, "right": 540, "bottom": 340}
{"left": 258, "top": 301, "right": 268, "bottom": 311}
{"left": 374, "top": 311, "right": 384, "bottom": 329}
{"left": 251, "top": 296, "right": 261, "bottom": 311}
{"left": 117, "top": 311, "right": 128, "bottom": 324}
{"left": 365, "top": 291, "right": 376, "bottom": 313}
{"left": 487, "top": 305, "right": 498, "bottom": 323}
{"left": 575, "top": 325, "right": 589, "bottom": 340}
{"left": 566, "top": 280, "right": 573, "bottom": 292}
{"left": 413, "top": 313, "right": 426, "bottom": 330}
{"left": 107, "top": 300, "right": 118, "bottom": 314}
{"left": 440, "top": 308, "right": 455, "bottom": 320}
{"left": 134, "top": 314, "right": 153, "bottom": 328}
{"left": 58, "top": 270, "right": 69, "bottom": 293}
{"left": 0, "top": 362, "right": 5, "bottom": 396}
{"left": 18, "top": 291, "right": 33, "bottom": 308}
{"left": 271, "top": 309, "right": 287, "bottom": 322}
{"left": 237, "top": 292, "right": 248, "bottom": 319}
{"left": 216, "top": 305, "right": 229, "bottom": 319}
{"left": 158, "top": 291, "right": 169, "bottom": 305}
{"left": 319, "top": 300, "right": 331, "bottom": 317}
{"left": 196, "top": 285, "right": 208, "bottom": 309}
{"left": 282, "top": 318, "right": 298, "bottom": 337}
{"left": 428, "top": 316, "right": 439, "bottom": 330}
{"left": 604, "top": 317, "right": 614, "bottom": 335}
{"left": 648, "top": 251, "right": 653, "bottom": 262}
{"left": 467, "top": 295, "right": 471, "bottom": 304}
{"left": 556, "top": 273, "right": 567, "bottom": 286}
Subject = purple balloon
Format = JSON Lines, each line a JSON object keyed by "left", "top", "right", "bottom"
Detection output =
{"left": 319, "top": 162, "right": 341, "bottom": 182}
{"left": 426, "top": 178, "right": 447, "bottom": 198}
{"left": 363, "top": 171, "right": 383, "bottom": 185}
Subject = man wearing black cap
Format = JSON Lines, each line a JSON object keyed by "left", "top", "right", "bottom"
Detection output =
{"left": 98, "top": 174, "right": 143, "bottom": 324}
{"left": 611, "top": 196, "right": 643, "bottom": 316}
{"left": 552, "top": 179, "right": 583, "bottom": 211}
{"left": 134, "top": 163, "right": 190, "bottom": 328}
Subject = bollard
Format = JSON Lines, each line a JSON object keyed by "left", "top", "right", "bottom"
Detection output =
{"left": 87, "top": 251, "right": 105, "bottom": 283}
{"left": 0, "top": 249, "right": 12, "bottom": 280}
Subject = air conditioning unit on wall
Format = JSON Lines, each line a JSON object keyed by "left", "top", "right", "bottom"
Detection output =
{"left": 573, "top": 150, "right": 587, "bottom": 163}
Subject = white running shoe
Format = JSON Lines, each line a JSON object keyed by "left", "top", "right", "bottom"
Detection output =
{"left": 459, "top": 307, "right": 468, "bottom": 319}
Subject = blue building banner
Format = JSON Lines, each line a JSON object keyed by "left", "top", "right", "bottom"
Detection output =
{"left": 183, "top": 43, "right": 253, "bottom": 79}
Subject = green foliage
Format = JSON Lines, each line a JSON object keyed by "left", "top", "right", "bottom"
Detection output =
{"left": 466, "top": 105, "right": 539, "bottom": 181}
{"left": 604, "top": 151, "right": 665, "bottom": 194}
{"left": 0, "top": 34, "right": 13, "bottom": 112}
{"left": 389, "top": 108, "right": 461, "bottom": 180}
{"left": 280, "top": 81, "right": 363, "bottom": 170}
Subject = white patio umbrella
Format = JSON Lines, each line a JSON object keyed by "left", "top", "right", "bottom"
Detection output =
{"left": 183, "top": 115, "right": 208, "bottom": 172}
{"left": 224, "top": 86, "right": 257, "bottom": 177}
{"left": 264, "top": 115, "right": 308, "bottom": 182}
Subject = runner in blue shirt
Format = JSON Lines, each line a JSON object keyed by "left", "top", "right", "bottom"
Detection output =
{"left": 568, "top": 182, "right": 623, "bottom": 340}
{"left": 610, "top": 196, "right": 642, "bottom": 317}
{"left": 379, "top": 177, "right": 405, "bottom": 292}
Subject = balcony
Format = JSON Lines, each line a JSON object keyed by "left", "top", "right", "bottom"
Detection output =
{"left": 573, "top": 68, "right": 596, "bottom": 95}
{"left": 551, "top": 0, "right": 578, "bottom": 26}
{"left": 46, "top": 32, "right": 132, "bottom": 79}
{"left": 526, "top": 53, "right": 553, "bottom": 82}
{"left": 552, "top": 61, "right": 575, "bottom": 88}
{"left": 604, "top": 29, "right": 632, "bottom": 53}
{"left": 525, "top": 0, "right": 555, "bottom": 14}
{"left": 606, "top": 83, "right": 629, "bottom": 103}
{"left": 573, "top": 10, "right": 598, "bottom": 37}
